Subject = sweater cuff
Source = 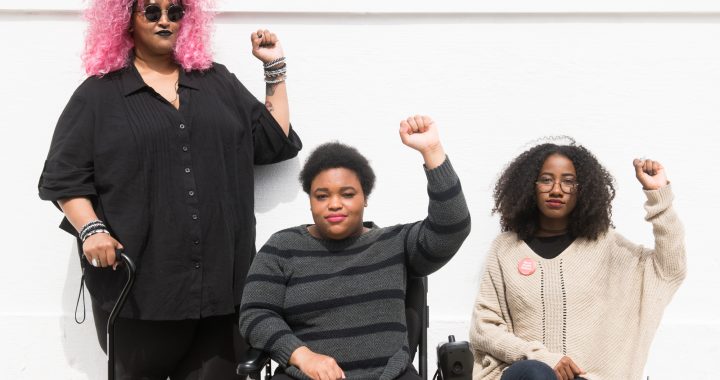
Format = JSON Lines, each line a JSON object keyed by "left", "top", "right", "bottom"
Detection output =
{"left": 424, "top": 156, "right": 458, "bottom": 189}
{"left": 273, "top": 334, "right": 306, "bottom": 366}
{"left": 644, "top": 183, "right": 673, "bottom": 204}
{"left": 643, "top": 183, "right": 674, "bottom": 219}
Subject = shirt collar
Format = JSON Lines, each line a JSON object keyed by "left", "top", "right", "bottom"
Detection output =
{"left": 119, "top": 63, "right": 201, "bottom": 96}
{"left": 119, "top": 64, "right": 146, "bottom": 96}
{"left": 179, "top": 68, "right": 201, "bottom": 90}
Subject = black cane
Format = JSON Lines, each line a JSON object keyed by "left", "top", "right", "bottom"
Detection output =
{"left": 107, "top": 251, "right": 136, "bottom": 380}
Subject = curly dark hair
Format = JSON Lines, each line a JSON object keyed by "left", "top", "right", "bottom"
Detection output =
{"left": 493, "top": 138, "right": 616, "bottom": 240}
{"left": 299, "top": 142, "right": 376, "bottom": 198}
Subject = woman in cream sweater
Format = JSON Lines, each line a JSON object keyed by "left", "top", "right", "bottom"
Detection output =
{"left": 469, "top": 140, "right": 685, "bottom": 380}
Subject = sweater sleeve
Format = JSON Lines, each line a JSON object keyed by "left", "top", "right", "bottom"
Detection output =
{"left": 642, "top": 184, "right": 686, "bottom": 283}
{"left": 469, "top": 246, "right": 564, "bottom": 371}
{"left": 404, "top": 157, "right": 471, "bottom": 277}
{"left": 238, "top": 239, "right": 306, "bottom": 366}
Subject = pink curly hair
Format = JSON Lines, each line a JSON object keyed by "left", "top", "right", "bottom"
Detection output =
{"left": 82, "top": 0, "right": 215, "bottom": 76}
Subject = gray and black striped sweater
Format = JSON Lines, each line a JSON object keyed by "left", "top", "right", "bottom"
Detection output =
{"left": 239, "top": 158, "right": 470, "bottom": 380}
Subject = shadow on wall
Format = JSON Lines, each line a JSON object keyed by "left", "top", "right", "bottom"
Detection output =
{"left": 60, "top": 242, "right": 106, "bottom": 379}
{"left": 254, "top": 157, "right": 302, "bottom": 213}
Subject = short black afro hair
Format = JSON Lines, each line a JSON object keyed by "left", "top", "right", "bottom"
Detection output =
{"left": 299, "top": 142, "right": 376, "bottom": 198}
{"left": 493, "top": 137, "right": 616, "bottom": 240}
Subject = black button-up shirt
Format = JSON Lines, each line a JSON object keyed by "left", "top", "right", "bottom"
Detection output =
{"left": 39, "top": 63, "right": 302, "bottom": 320}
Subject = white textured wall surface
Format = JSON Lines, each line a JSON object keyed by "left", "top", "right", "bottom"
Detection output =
{"left": 2, "top": 1, "right": 718, "bottom": 378}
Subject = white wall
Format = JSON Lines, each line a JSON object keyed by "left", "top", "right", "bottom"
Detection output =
{"left": 2, "top": 1, "right": 719, "bottom": 378}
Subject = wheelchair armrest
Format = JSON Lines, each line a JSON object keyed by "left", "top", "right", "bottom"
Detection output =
{"left": 236, "top": 348, "right": 271, "bottom": 375}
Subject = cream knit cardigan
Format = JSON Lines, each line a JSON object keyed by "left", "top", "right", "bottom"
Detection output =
{"left": 469, "top": 185, "right": 686, "bottom": 380}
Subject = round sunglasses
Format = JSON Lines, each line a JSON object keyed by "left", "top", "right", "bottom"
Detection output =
{"left": 136, "top": 3, "right": 185, "bottom": 23}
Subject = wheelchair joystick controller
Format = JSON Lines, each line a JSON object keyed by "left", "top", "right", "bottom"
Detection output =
{"left": 436, "top": 335, "right": 473, "bottom": 380}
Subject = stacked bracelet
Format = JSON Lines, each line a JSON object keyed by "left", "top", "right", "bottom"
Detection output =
{"left": 263, "top": 56, "right": 286, "bottom": 69}
{"left": 79, "top": 219, "right": 109, "bottom": 242}
{"left": 84, "top": 228, "right": 109, "bottom": 241}
{"left": 265, "top": 67, "right": 287, "bottom": 78}
{"left": 264, "top": 57, "right": 287, "bottom": 84}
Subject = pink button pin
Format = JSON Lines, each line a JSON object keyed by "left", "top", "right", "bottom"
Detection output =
{"left": 518, "top": 258, "right": 536, "bottom": 276}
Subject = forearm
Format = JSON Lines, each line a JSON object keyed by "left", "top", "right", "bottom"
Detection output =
{"left": 422, "top": 144, "right": 446, "bottom": 170}
{"left": 644, "top": 185, "right": 686, "bottom": 280}
{"left": 470, "top": 304, "right": 562, "bottom": 367}
{"left": 265, "top": 81, "right": 290, "bottom": 136}
{"left": 251, "top": 29, "right": 289, "bottom": 135}
{"left": 406, "top": 158, "right": 471, "bottom": 275}
{"left": 470, "top": 258, "right": 562, "bottom": 368}
{"left": 469, "top": 284, "right": 563, "bottom": 367}
{"left": 240, "top": 306, "right": 304, "bottom": 364}
{"left": 240, "top": 250, "right": 304, "bottom": 364}
{"left": 58, "top": 197, "right": 99, "bottom": 233}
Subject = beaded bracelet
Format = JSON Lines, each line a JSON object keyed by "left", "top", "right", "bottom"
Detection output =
{"left": 80, "top": 219, "right": 108, "bottom": 242}
{"left": 80, "top": 220, "right": 103, "bottom": 231}
{"left": 265, "top": 75, "right": 287, "bottom": 84}
{"left": 83, "top": 229, "right": 110, "bottom": 242}
{"left": 264, "top": 67, "right": 287, "bottom": 78}
{"left": 264, "top": 58, "right": 287, "bottom": 84}
{"left": 263, "top": 56, "right": 286, "bottom": 69}
{"left": 79, "top": 220, "right": 103, "bottom": 237}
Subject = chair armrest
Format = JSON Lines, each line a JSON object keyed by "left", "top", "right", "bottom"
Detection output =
{"left": 236, "top": 348, "right": 272, "bottom": 375}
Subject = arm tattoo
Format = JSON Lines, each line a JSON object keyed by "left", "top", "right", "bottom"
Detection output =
{"left": 265, "top": 101, "right": 274, "bottom": 112}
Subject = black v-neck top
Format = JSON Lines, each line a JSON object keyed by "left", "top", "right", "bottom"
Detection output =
{"left": 524, "top": 234, "right": 575, "bottom": 259}
{"left": 39, "top": 63, "right": 302, "bottom": 320}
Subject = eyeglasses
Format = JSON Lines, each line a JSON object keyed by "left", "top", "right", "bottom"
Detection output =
{"left": 136, "top": 3, "right": 185, "bottom": 23}
{"left": 535, "top": 177, "right": 578, "bottom": 194}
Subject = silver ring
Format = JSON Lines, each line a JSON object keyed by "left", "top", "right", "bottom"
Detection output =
{"left": 91, "top": 258, "right": 99, "bottom": 267}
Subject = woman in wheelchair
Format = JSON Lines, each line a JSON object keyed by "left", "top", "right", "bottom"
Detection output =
{"left": 239, "top": 115, "right": 470, "bottom": 380}
{"left": 469, "top": 139, "right": 686, "bottom": 380}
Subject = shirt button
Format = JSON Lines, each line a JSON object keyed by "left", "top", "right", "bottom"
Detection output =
{"left": 188, "top": 190, "right": 195, "bottom": 197}
{"left": 184, "top": 167, "right": 191, "bottom": 173}
{"left": 179, "top": 124, "right": 185, "bottom": 130}
{"left": 182, "top": 146, "right": 189, "bottom": 152}
{"left": 191, "top": 214, "right": 198, "bottom": 220}
{"left": 194, "top": 262, "right": 201, "bottom": 269}
{"left": 193, "top": 239, "right": 200, "bottom": 245}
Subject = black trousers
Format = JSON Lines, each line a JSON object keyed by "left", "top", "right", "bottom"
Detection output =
{"left": 270, "top": 365, "right": 422, "bottom": 380}
{"left": 92, "top": 301, "right": 246, "bottom": 380}
{"left": 500, "top": 360, "right": 588, "bottom": 380}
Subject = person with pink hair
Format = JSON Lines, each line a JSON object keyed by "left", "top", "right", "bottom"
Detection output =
{"left": 39, "top": 0, "right": 301, "bottom": 378}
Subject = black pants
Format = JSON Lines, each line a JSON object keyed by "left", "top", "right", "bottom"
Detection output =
{"left": 92, "top": 301, "right": 246, "bottom": 380}
{"left": 270, "top": 365, "right": 422, "bottom": 380}
{"left": 500, "top": 360, "right": 588, "bottom": 380}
